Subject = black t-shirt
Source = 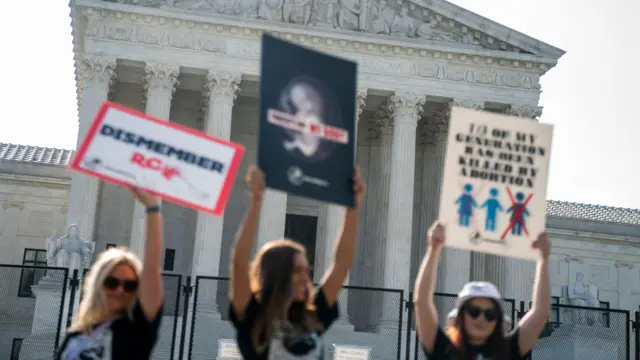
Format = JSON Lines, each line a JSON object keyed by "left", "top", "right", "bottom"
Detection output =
{"left": 55, "top": 300, "right": 162, "bottom": 360}
{"left": 229, "top": 286, "right": 339, "bottom": 360}
{"left": 423, "top": 327, "right": 530, "bottom": 360}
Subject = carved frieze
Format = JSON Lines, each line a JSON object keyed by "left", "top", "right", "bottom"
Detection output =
{"left": 85, "top": 16, "right": 227, "bottom": 54}
{"left": 115, "top": 0, "right": 529, "bottom": 53}
{"left": 414, "top": 62, "right": 541, "bottom": 91}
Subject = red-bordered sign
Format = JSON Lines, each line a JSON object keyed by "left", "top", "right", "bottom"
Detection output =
{"left": 70, "top": 101, "right": 245, "bottom": 215}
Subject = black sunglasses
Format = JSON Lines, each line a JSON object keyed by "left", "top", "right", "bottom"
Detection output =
{"left": 464, "top": 305, "right": 499, "bottom": 322}
{"left": 104, "top": 276, "right": 139, "bottom": 293}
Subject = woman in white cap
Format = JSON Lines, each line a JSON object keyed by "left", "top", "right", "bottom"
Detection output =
{"left": 414, "top": 221, "right": 551, "bottom": 359}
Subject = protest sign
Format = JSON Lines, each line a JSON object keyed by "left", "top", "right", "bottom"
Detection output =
{"left": 70, "top": 102, "right": 245, "bottom": 215}
{"left": 258, "top": 33, "right": 358, "bottom": 207}
{"left": 438, "top": 106, "right": 553, "bottom": 261}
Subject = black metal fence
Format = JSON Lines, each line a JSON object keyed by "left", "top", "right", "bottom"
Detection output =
{"left": 2, "top": 262, "right": 639, "bottom": 360}
{"left": 0, "top": 264, "right": 68, "bottom": 360}
{"left": 516, "top": 301, "right": 631, "bottom": 360}
{"left": 187, "top": 276, "right": 406, "bottom": 360}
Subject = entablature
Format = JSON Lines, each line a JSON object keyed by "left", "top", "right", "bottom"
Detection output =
{"left": 75, "top": 2, "right": 546, "bottom": 107}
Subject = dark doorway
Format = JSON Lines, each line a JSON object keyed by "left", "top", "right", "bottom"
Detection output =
{"left": 284, "top": 214, "right": 318, "bottom": 279}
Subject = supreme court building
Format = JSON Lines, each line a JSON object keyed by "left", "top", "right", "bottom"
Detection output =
{"left": 1, "top": 0, "right": 639, "bottom": 359}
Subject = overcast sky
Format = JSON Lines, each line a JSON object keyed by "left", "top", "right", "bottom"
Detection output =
{"left": 1, "top": 0, "right": 638, "bottom": 209}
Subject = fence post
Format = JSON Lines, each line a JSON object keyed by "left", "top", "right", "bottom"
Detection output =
{"left": 634, "top": 311, "right": 639, "bottom": 360}
{"left": 177, "top": 276, "right": 192, "bottom": 360}
{"left": 405, "top": 292, "right": 413, "bottom": 360}
{"left": 65, "top": 269, "right": 80, "bottom": 328}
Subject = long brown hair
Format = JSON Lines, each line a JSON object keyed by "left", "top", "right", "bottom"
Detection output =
{"left": 444, "top": 299, "right": 509, "bottom": 360}
{"left": 249, "top": 239, "right": 322, "bottom": 353}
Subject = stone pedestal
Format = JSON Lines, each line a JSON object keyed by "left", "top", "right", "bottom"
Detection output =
{"left": 18, "top": 273, "right": 66, "bottom": 360}
{"left": 533, "top": 323, "right": 626, "bottom": 360}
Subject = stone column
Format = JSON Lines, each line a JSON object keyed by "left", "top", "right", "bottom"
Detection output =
{"left": 313, "top": 89, "right": 367, "bottom": 328}
{"left": 192, "top": 71, "right": 240, "bottom": 304}
{"left": 66, "top": 54, "right": 116, "bottom": 241}
{"left": 418, "top": 108, "right": 449, "bottom": 286}
{"left": 380, "top": 92, "right": 424, "bottom": 331}
{"left": 361, "top": 104, "right": 393, "bottom": 331}
{"left": 189, "top": 72, "right": 240, "bottom": 360}
{"left": 256, "top": 190, "right": 288, "bottom": 248}
{"left": 129, "top": 63, "right": 179, "bottom": 259}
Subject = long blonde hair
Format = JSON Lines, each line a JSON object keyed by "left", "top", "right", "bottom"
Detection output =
{"left": 70, "top": 247, "right": 142, "bottom": 334}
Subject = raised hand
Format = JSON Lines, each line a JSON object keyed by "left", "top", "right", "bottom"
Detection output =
{"left": 531, "top": 232, "right": 550, "bottom": 260}
{"left": 246, "top": 165, "right": 266, "bottom": 201}
{"left": 427, "top": 221, "right": 445, "bottom": 252}
{"left": 131, "top": 187, "right": 160, "bottom": 207}
{"left": 353, "top": 166, "right": 366, "bottom": 208}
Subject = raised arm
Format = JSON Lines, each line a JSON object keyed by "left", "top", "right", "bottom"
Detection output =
{"left": 517, "top": 232, "right": 551, "bottom": 355}
{"left": 414, "top": 221, "right": 445, "bottom": 353}
{"left": 132, "top": 188, "right": 164, "bottom": 321}
{"left": 319, "top": 167, "right": 366, "bottom": 306}
{"left": 229, "top": 165, "right": 264, "bottom": 319}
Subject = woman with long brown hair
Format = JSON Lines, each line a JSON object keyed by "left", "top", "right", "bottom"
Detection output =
{"left": 414, "top": 221, "right": 551, "bottom": 360}
{"left": 228, "top": 165, "right": 365, "bottom": 360}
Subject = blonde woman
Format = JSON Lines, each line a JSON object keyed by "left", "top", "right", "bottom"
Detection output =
{"left": 55, "top": 188, "right": 164, "bottom": 360}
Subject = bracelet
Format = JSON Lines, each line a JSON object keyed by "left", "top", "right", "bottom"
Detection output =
{"left": 146, "top": 205, "right": 162, "bottom": 214}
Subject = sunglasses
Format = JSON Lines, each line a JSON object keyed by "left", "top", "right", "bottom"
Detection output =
{"left": 465, "top": 305, "right": 499, "bottom": 322}
{"left": 103, "top": 276, "right": 139, "bottom": 293}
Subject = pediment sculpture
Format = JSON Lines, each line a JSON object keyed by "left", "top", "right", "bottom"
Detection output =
{"left": 109, "top": 0, "right": 521, "bottom": 52}
{"left": 46, "top": 224, "right": 96, "bottom": 270}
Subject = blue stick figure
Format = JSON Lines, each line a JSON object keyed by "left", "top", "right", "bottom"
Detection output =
{"left": 480, "top": 188, "right": 503, "bottom": 232}
{"left": 455, "top": 183, "right": 477, "bottom": 227}
{"left": 507, "top": 192, "right": 530, "bottom": 236}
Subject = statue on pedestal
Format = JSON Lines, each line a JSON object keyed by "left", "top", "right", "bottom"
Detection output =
{"left": 567, "top": 272, "right": 601, "bottom": 326}
{"left": 45, "top": 231, "right": 58, "bottom": 267}
{"left": 47, "top": 224, "right": 96, "bottom": 270}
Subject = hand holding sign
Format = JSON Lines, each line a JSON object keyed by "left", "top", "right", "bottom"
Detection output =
{"left": 531, "top": 232, "right": 551, "bottom": 260}
{"left": 131, "top": 187, "right": 160, "bottom": 208}
{"left": 427, "top": 221, "right": 445, "bottom": 252}
{"left": 246, "top": 165, "right": 266, "bottom": 202}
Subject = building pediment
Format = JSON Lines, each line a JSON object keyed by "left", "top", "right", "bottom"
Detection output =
{"left": 101, "top": 0, "right": 563, "bottom": 61}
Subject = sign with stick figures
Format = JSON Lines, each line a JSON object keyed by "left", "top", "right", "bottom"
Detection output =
{"left": 438, "top": 106, "right": 554, "bottom": 261}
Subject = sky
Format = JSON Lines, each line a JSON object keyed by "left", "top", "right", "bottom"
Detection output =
{"left": 1, "top": 0, "right": 638, "bottom": 209}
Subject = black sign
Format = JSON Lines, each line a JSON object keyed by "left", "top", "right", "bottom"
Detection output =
{"left": 258, "top": 34, "right": 357, "bottom": 207}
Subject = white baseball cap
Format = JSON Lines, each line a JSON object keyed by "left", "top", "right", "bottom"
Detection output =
{"left": 454, "top": 281, "right": 504, "bottom": 316}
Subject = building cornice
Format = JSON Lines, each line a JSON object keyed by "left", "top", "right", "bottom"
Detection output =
{"left": 547, "top": 227, "right": 640, "bottom": 246}
{"left": 74, "top": 1, "right": 558, "bottom": 71}
{"left": 0, "top": 173, "right": 71, "bottom": 190}
{"left": 411, "top": 0, "right": 565, "bottom": 60}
